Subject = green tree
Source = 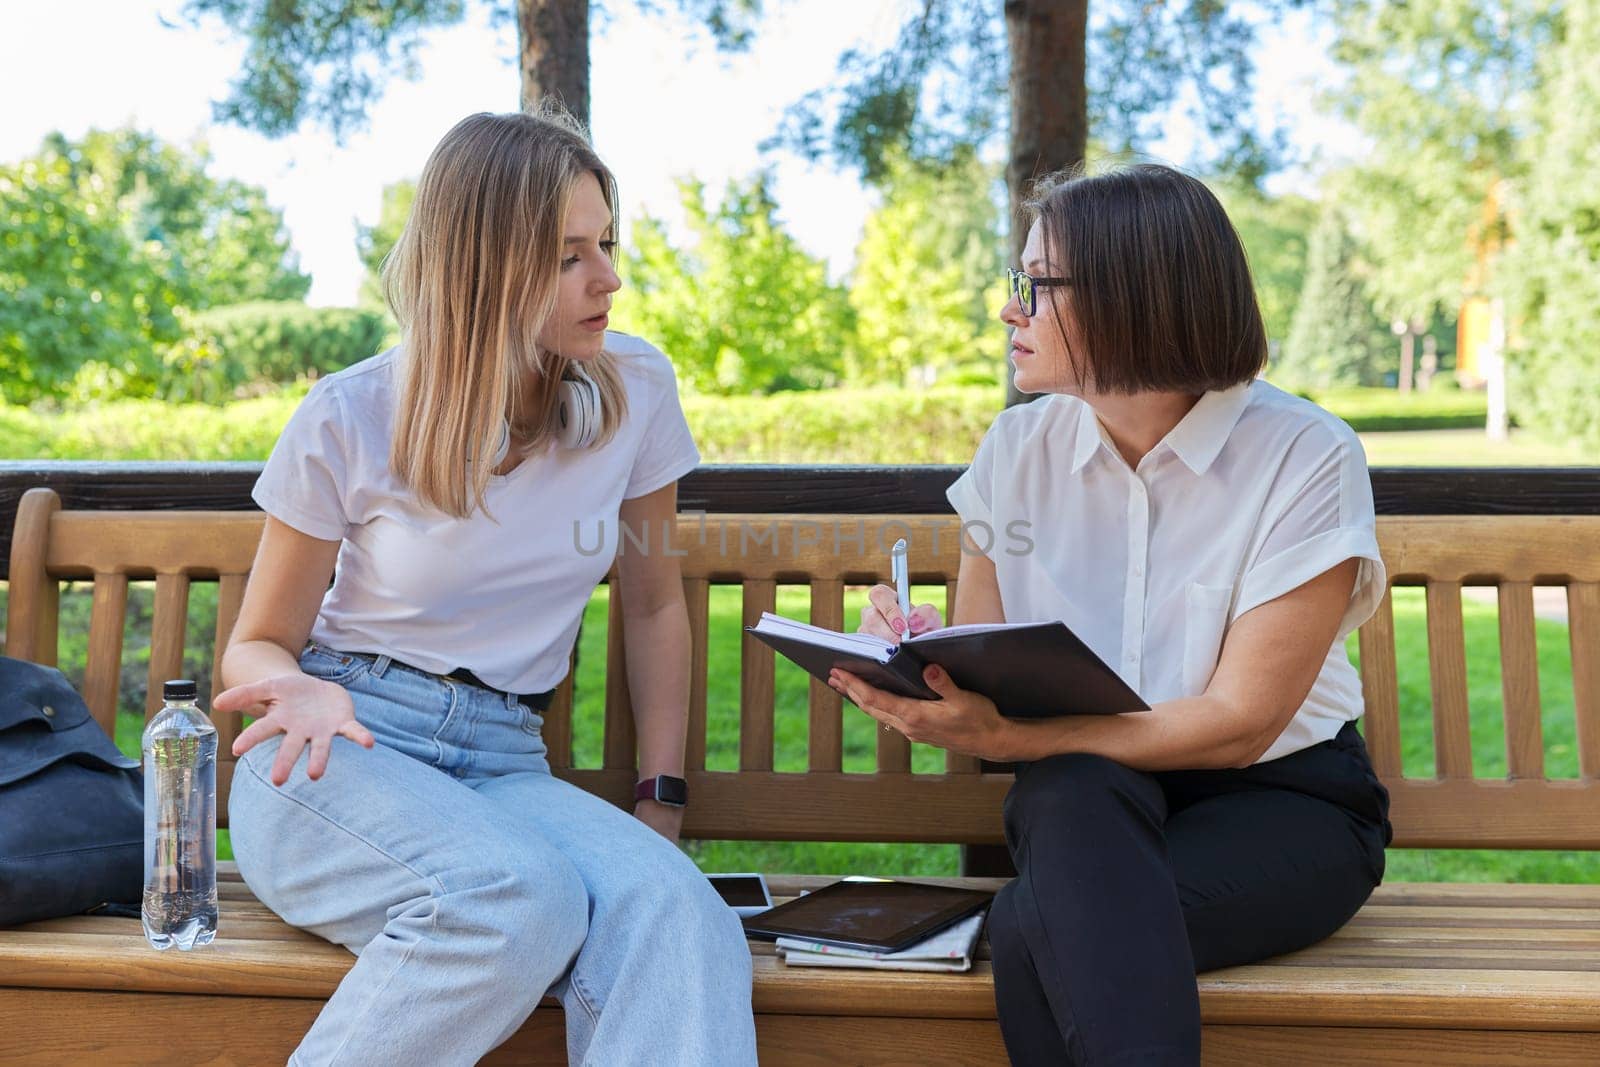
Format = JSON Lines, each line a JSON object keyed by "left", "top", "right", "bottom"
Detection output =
{"left": 0, "top": 155, "right": 178, "bottom": 403}
{"left": 1501, "top": 2, "right": 1600, "bottom": 447}
{"left": 0, "top": 129, "right": 308, "bottom": 403}
{"left": 772, "top": 0, "right": 1303, "bottom": 403}
{"left": 1324, "top": 1, "right": 1558, "bottom": 325}
{"left": 847, "top": 148, "right": 1004, "bottom": 386}
{"left": 612, "top": 175, "right": 852, "bottom": 394}
{"left": 49, "top": 128, "right": 310, "bottom": 309}
{"left": 356, "top": 179, "right": 417, "bottom": 309}
{"left": 184, "top": 0, "right": 761, "bottom": 137}
{"left": 1278, "top": 206, "right": 1388, "bottom": 390}
{"left": 1210, "top": 183, "right": 1317, "bottom": 351}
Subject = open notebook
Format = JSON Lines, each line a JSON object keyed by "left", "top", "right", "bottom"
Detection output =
{"left": 746, "top": 613, "right": 1147, "bottom": 719}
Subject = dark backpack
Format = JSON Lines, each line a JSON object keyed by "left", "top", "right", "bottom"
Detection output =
{"left": 0, "top": 656, "right": 143, "bottom": 925}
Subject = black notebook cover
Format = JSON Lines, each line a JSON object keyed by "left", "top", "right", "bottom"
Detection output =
{"left": 747, "top": 619, "right": 1148, "bottom": 719}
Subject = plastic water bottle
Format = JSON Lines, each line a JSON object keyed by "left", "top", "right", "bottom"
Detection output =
{"left": 141, "top": 679, "right": 218, "bottom": 950}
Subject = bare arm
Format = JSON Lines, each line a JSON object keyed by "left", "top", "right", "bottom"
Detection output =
{"left": 222, "top": 517, "right": 341, "bottom": 688}
{"left": 214, "top": 517, "right": 373, "bottom": 784}
{"left": 616, "top": 482, "right": 692, "bottom": 840}
{"left": 999, "top": 559, "right": 1360, "bottom": 769}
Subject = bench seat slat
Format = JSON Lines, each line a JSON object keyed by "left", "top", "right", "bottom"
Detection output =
{"left": 8, "top": 885, "right": 1600, "bottom": 1035}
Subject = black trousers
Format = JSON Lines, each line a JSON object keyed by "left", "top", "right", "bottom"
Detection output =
{"left": 987, "top": 722, "right": 1392, "bottom": 1066}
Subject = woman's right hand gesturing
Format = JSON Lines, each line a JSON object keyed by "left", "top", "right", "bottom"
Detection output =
{"left": 859, "top": 584, "right": 944, "bottom": 643}
{"left": 213, "top": 674, "right": 375, "bottom": 787}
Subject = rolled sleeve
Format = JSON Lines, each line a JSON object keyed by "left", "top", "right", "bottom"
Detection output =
{"left": 945, "top": 419, "right": 1001, "bottom": 531}
{"left": 1235, "top": 430, "right": 1385, "bottom": 638}
{"left": 1236, "top": 526, "right": 1385, "bottom": 638}
{"left": 624, "top": 352, "right": 701, "bottom": 500}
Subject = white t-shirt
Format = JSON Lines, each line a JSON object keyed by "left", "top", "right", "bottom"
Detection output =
{"left": 946, "top": 380, "right": 1385, "bottom": 763}
{"left": 253, "top": 331, "right": 701, "bottom": 695}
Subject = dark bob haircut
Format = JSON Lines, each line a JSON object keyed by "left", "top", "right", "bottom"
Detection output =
{"left": 1026, "top": 163, "right": 1267, "bottom": 394}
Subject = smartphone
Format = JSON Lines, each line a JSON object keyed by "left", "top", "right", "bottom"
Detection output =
{"left": 707, "top": 873, "right": 773, "bottom": 917}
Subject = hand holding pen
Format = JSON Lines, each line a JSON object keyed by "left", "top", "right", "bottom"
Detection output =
{"left": 857, "top": 536, "right": 944, "bottom": 643}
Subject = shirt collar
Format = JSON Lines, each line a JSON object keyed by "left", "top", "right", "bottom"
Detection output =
{"left": 1162, "top": 380, "right": 1254, "bottom": 475}
{"left": 1067, "top": 380, "right": 1255, "bottom": 476}
{"left": 1068, "top": 400, "right": 1111, "bottom": 474}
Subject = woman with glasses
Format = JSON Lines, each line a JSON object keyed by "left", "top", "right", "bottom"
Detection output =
{"left": 836, "top": 163, "right": 1391, "bottom": 1065}
{"left": 213, "top": 110, "right": 756, "bottom": 1065}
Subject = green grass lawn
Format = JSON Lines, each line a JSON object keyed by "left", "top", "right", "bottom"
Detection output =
{"left": 1358, "top": 428, "right": 1592, "bottom": 466}
{"left": 8, "top": 578, "right": 1595, "bottom": 884}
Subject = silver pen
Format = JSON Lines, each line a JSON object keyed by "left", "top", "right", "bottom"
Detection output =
{"left": 890, "top": 537, "right": 912, "bottom": 638}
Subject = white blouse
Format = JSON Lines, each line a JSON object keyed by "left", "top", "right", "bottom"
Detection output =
{"left": 946, "top": 380, "right": 1385, "bottom": 762}
{"left": 253, "top": 332, "right": 701, "bottom": 695}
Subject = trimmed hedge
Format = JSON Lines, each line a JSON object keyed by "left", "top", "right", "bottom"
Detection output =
{"left": 1, "top": 384, "right": 1489, "bottom": 464}
{"left": 163, "top": 302, "right": 392, "bottom": 402}
{"left": 1310, "top": 388, "right": 1488, "bottom": 432}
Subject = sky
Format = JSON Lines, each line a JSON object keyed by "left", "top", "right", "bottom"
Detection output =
{"left": 0, "top": 1, "right": 1365, "bottom": 307}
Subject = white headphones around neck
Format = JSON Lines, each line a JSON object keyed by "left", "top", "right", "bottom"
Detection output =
{"left": 556, "top": 362, "right": 602, "bottom": 450}
{"left": 487, "top": 363, "right": 602, "bottom": 468}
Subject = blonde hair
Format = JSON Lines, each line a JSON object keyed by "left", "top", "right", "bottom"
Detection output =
{"left": 383, "top": 109, "right": 628, "bottom": 518}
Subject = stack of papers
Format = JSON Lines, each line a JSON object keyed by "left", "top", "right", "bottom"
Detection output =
{"left": 776, "top": 911, "right": 987, "bottom": 973}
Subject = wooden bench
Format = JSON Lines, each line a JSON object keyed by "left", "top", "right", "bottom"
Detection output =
{"left": 3, "top": 485, "right": 1600, "bottom": 1065}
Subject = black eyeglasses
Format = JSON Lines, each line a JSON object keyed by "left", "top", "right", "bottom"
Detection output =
{"left": 1007, "top": 268, "right": 1070, "bottom": 316}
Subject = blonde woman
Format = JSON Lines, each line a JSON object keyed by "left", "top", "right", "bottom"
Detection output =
{"left": 215, "top": 111, "right": 756, "bottom": 1066}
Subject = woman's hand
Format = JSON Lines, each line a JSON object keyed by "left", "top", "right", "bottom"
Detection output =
{"left": 859, "top": 584, "right": 944, "bottom": 642}
{"left": 828, "top": 663, "right": 1016, "bottom": 761}
{"left": 634, "top": 799, "right": 684, "bottom": 843}
{"left": 214, "top": 673, "right": 375, "bottom": 786}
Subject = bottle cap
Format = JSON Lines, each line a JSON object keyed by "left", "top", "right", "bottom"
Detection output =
{"left": 163, "top": 679, "right": 198, "bottom": 701}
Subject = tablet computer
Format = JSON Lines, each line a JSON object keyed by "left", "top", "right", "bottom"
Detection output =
{"left": 741, "top": 879, "right": 993, "bottom": 954}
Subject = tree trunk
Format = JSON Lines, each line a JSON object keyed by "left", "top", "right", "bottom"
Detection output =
{"left": 1003, "top": 0, "right": 1088, "bottom": 407}
{"left": 1398, "top": 328, "right": 1415, "bottom": 393}
{"left": 519, "top": 0, "right": 592, "bottom": 127}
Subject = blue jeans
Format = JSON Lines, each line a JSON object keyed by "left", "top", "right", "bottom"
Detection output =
{"left": 228, "top": 645, "right": 756, "bottom": 1066}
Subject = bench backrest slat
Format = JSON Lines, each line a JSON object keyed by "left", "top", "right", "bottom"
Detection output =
{"left": 83, "top": 573, "right": 129, "bottom": 737}
{"left": 806, "top": 578, "right": 844, "bottom": 772}
{"left": 1570, "top": 581, "right": 1600, "bottom": 778}
{"left": 9, "top": 489, "right": 1600, "bottom": 849}
{"left": 602, "top": 577, "right": 636, "bottom": 771}
{"left": 739, "top": 578, "right": 777, "bottom": 771}
{"left": 1424, "top": 580, "right": 1474, "bottom": 778}
{"left": 1356, "top": 589, "right": 1402, "bottom": 778}
{"left": 148, "top": 573, "right": 190, "bottom": 722}
{"left": 685, "top": 576, "right": 712, "bottom": 773}
{"left": 1497, "top": 579, "right": 1545, "bottom": 779}
{"left": 212, "top": 572, "right": 248, "bottom": 778}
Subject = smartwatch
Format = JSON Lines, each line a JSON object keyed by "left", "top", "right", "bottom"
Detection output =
{"left": 635, "top": 774, "right": 689, "bottom": 808}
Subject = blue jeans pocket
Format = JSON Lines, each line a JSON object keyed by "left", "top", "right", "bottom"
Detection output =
{"left": 299, "top": 644, "right": 373, "bottom": 686}
{"left": 516, "top": 704, "right": 546, "bottom": 738}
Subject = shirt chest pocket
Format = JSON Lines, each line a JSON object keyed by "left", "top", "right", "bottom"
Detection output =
{"left": 1182, "top": 583, "right": 1234, "bottom": 696}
